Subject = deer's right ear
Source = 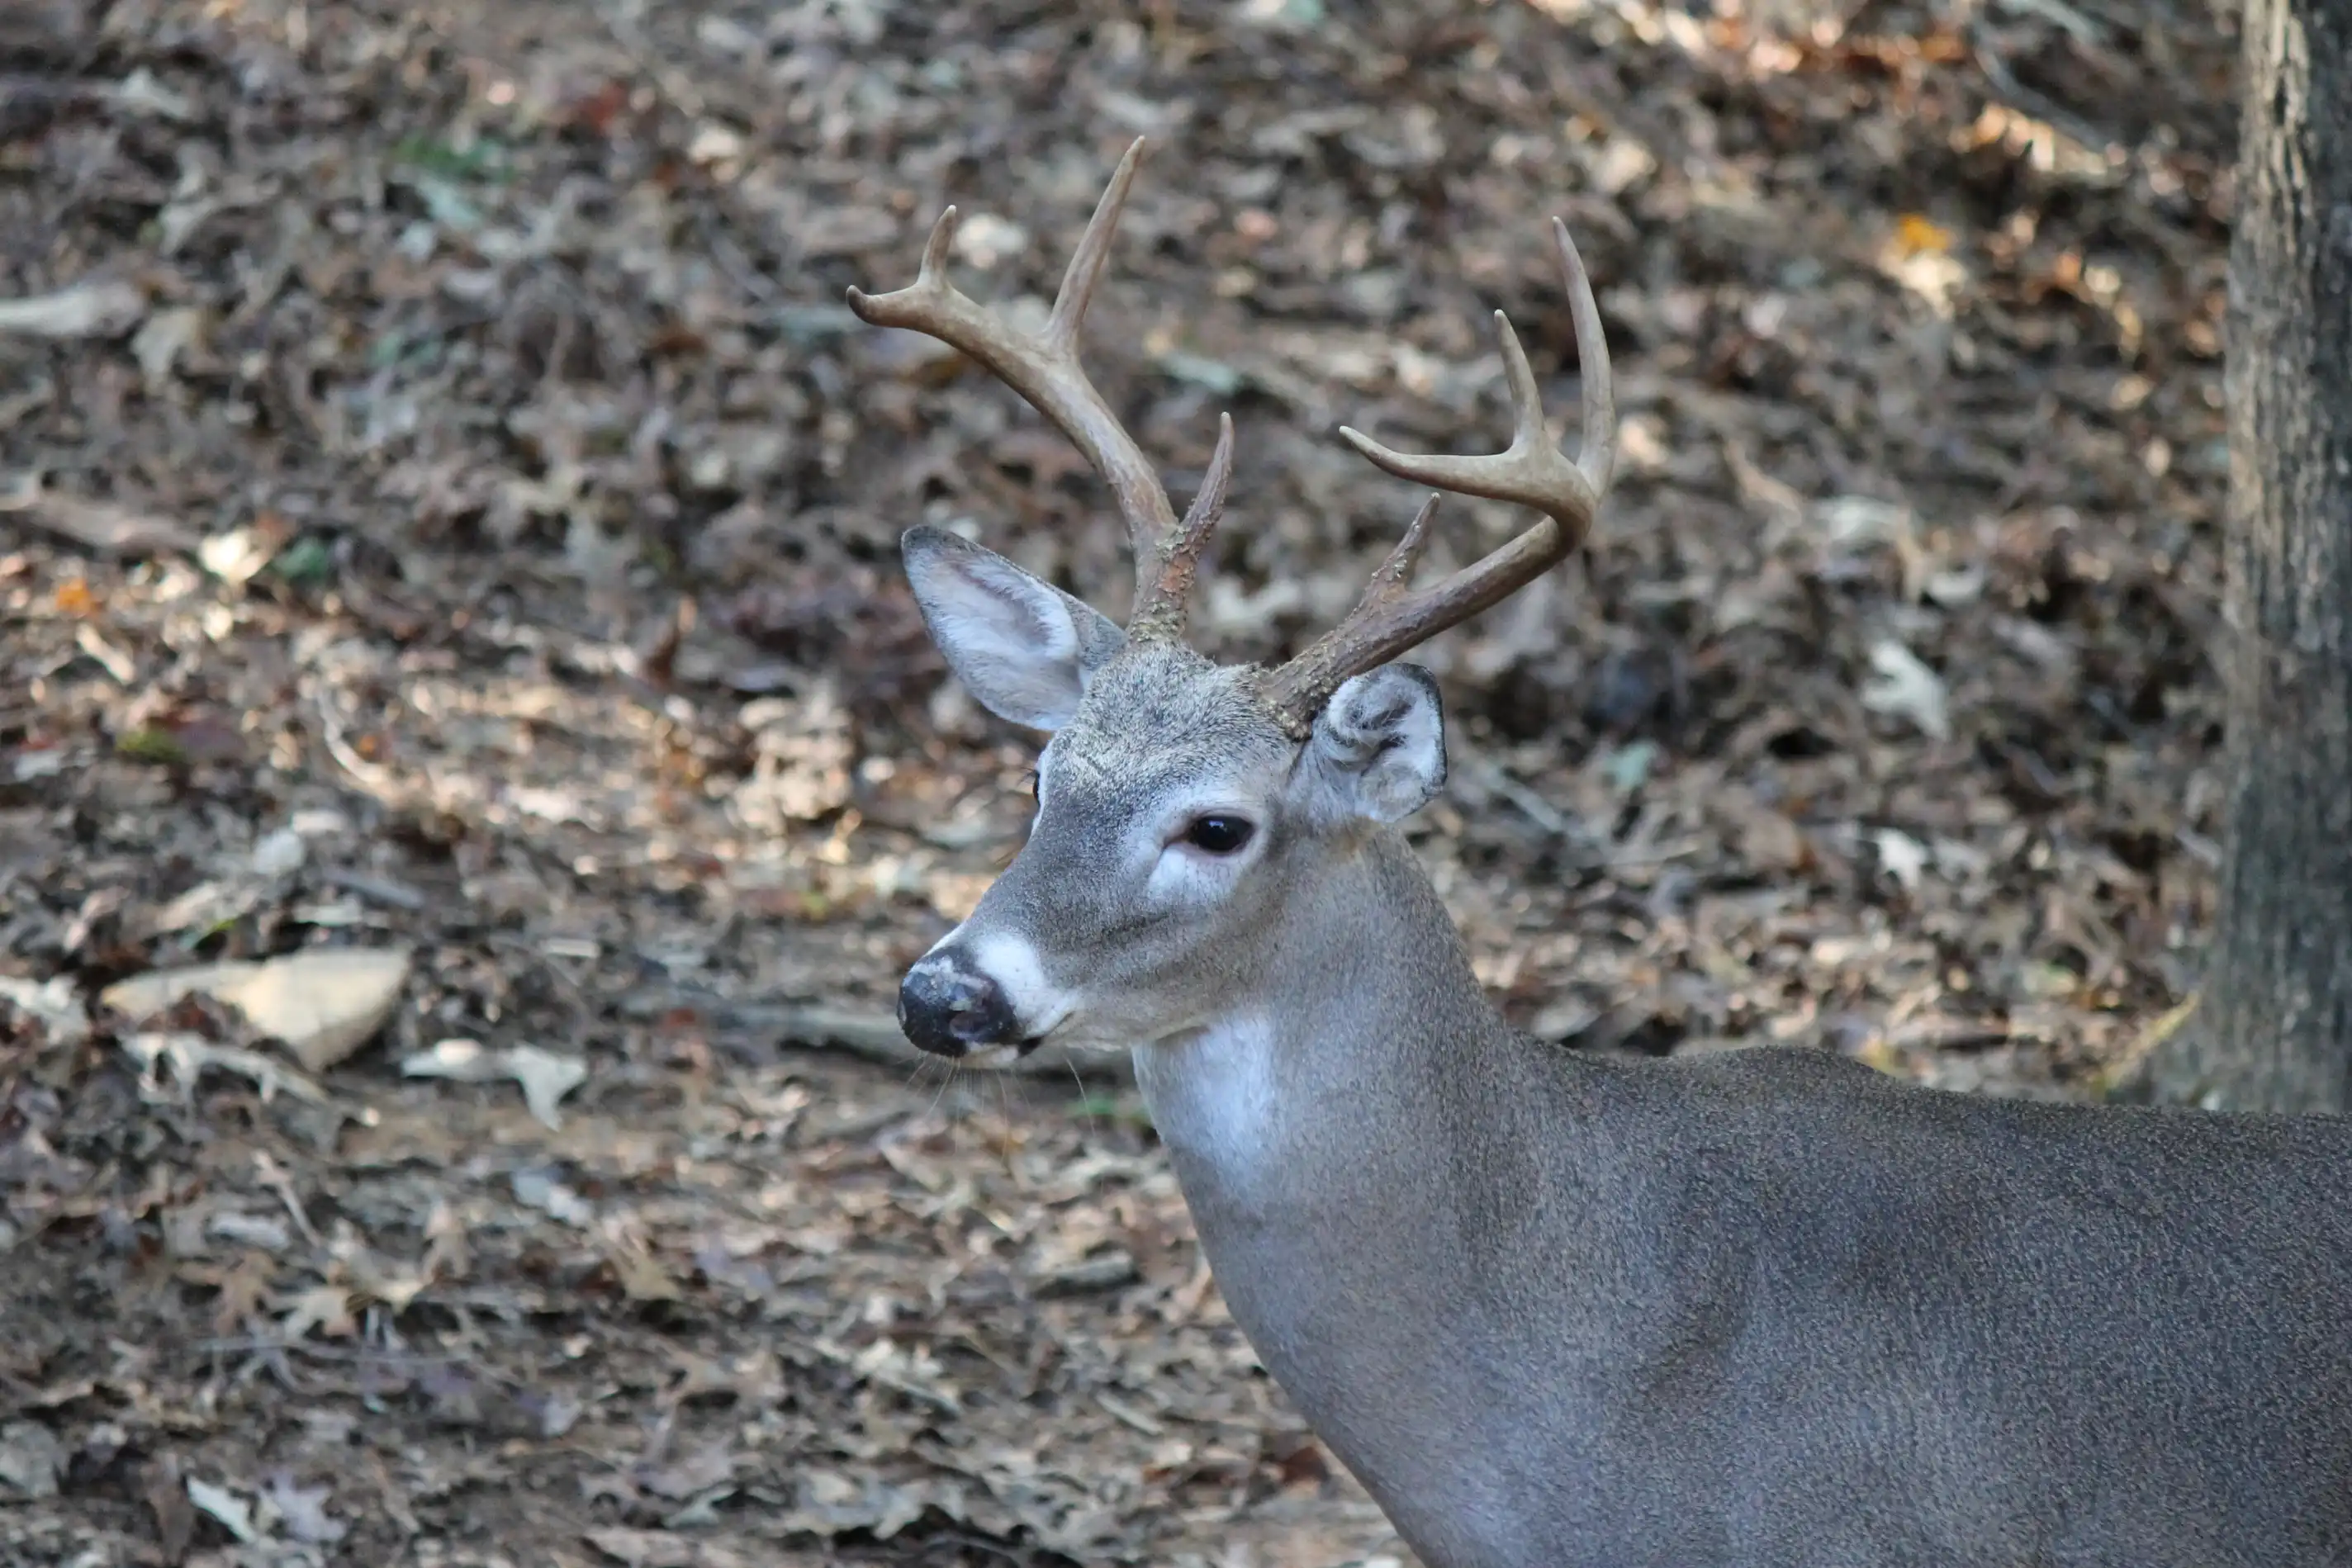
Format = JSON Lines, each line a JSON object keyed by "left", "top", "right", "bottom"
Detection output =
{"left": 1292, "top": 664, "right": 1447, "bottom": 827}
{"left": 903, "top": 526, "right": 1126, "bottom": 732}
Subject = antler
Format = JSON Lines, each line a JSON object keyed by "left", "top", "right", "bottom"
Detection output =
{"left": 846, "top": 136, "right": 1218, "bottom": 637}
{"left": 1131, "top": 412, "right": 1235, "bottom": 640}
{"left": 1257, "top": 219, "right": 1618, "bottom": 734}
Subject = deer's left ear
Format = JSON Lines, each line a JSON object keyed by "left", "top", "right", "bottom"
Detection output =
{"left": 1289, "top": 665, "right": 1446, "bottom": 827}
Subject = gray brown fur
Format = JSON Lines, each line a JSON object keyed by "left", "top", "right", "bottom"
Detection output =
{"left": 894, "top": 585, "right": 2352, "bottom": 1568}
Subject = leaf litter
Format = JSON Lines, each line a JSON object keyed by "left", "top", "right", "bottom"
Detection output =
{"left": 0, "top": 0, "right": 2240, "bottom": 1562}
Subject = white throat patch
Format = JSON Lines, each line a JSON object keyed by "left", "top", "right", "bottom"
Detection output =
{"left": 1136, "top": 1014, "right": 1281, "bottom": 1204}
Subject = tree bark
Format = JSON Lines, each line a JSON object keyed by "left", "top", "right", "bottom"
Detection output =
{"left": 2149, "top": 0, "right": 2352, "bottom": 1111}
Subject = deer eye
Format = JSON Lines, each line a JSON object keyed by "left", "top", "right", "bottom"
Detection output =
{"left": 1181, "top": 815, "right": 1254, "bottom": 855}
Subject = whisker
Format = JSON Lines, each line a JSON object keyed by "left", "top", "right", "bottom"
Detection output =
{"left": 993, "top": 1067, "right": 1017, "bottom": 1139}
{"left": 925, "top": 1056, "right": 960, "bottom": 1119}
{"left": 1065, "top": 1054, "right": 1101, "bottom": 1138}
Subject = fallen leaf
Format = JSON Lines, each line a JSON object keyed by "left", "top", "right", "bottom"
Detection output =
{"left": 0, "top": 974, "right": 88, "bottom": 1045}
{"left": 510, "top": 1165, "right": 595, "bottom": 1225}
{"left": 276, "top": 1283, "right": 355, "bottom": 1340}
{"left": 130, "top": 306, "right": 207, "bottom": 384}
{"left": 102, "top": 947, "right": 412, "bottom": 1073}
{"left": 262, "top": 1474, "right": 348, "bottom": 1543}
{"left": 185, "top": 1477, "right": 258, "bottom": 1542}
{"left": 197, "top": 525, "right": 275, "bottom": 586}
{"left": 402, "top": 1039, "right": 588, "bottom": 1129}
{"left": 206, "top": 1211, "right": 292, "bottom": 1253}
{"left": 636, "top": 1439, "right": 736, "bottom": 1500}
{"left": 421, "top": 1199, "right": 471, "bottom": 1282}
{"left": 2, "top": 486, "right": 203, "bottom": 557}
{"left": 1873, "top": 828, "right": 1930, "bottom": 891}
{"left": 531, "top": 1390, "right": 582, "bottom": 1438}
{"left": 607, "top": 1243, "right": 682, "bottom": 1303}
{"left": 687, "top": 122, "right": 746, "bottom": 165}
{"left": 250, "top": 827, "right": 307, "bottom": 878}
{"left": 583, "top": 1529, "right": 756, "bottom": 1568}
{"left": 1859, "top": 639, "right": 1952, "bottom": 741}
{"left": 121, "top": 1031, "right": 328, "bottom": 1105}
{"left": 109, "top": 68, "right": 198, "bottom": 123}
{"left": 1894, "top": 212, "right": 1954, "bottom": 256}
{"left": 76, "top": 621, "right": 136, "bottom": 684}
{"left": 0, "top": 278, "right": 145, "bottom": 338}
{"left": 508, "top": 1044, "right": 590, "bottom": 1127}
{"left": 0, "top": 1420, "right": 64, "bottom": 1499}
{"left": 23, "top": 1378, "right": 94, "bottom": 1409}
{"left": 116, "top": 727, "right": 191, "bottom": 766}
{"left": 1600, "top": 740, "right": 1657, "bottom": 793}
{"left": 145, "top": 1455, "right": 193, "bottom": 1565}
{"left": 211, "top": 1251, "right": 277, "bottom": 1334}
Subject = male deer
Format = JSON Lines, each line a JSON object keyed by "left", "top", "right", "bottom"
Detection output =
{"left": 851, "top": 139, "right": 2352, "bottom": 1568}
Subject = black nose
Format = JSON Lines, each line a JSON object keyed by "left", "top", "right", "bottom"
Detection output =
{"left": 899, "top": 955, "right": 1017, "bottom": 1058}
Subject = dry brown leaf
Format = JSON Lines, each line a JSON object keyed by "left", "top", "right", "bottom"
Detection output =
{"left": 102, "top": 947, "right": 412, "bottom": 1073}
{"left": 607, "top": 1242, "right": 683, "bottom": 1304}
{"left": 211, "top": 1251, "right": 277, "bottom": 1334}
{"left": 144, "top": 1454, "right": 193, "bottom": 1566}
{"left": 275, "top": 1282, "right": 356, "bottom": 1340}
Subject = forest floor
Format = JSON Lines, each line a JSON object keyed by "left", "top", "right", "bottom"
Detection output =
{"left": 0, "top": 0, "right": 2240, "bottom": 1563}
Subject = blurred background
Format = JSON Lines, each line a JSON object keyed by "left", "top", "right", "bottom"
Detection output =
{"left": 0, "top": 0, "right": 2236, "bottom": 1562}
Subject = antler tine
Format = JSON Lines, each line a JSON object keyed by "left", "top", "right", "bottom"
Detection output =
{"left": 1046, "top": 145, "right": 1136, "bottom": 358}
{"left": 846, "top": 138, "right": 1178, "bottom": 605}
{"left": 1350, "top": 494, "right": 1439, "bottom": 616}
{"left": 1131, "top": 412, "right": 1235, "bottom": 640}
{"left": 1258, "top": 220, "right": 1617, "bottom": 734}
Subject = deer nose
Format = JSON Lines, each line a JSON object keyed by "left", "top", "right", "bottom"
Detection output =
{"left": 899, "top": 951, "right": 1017, "bottom": 1057}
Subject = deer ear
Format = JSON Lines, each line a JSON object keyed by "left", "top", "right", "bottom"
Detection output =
{"left": 903, "top": 526, "right": 1126, "bottom": 731}
{"left": 1292, "top": 665, "right": 1447, "bottom": 826}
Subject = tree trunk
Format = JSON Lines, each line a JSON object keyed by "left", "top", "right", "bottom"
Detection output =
{"left": 2148, "top": 0, "right": 2352, "bottom": 1111}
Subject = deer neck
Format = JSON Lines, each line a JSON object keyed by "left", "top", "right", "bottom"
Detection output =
{"left": 1131, "top": 828, "right": 1592, "bottom": 1554}
{"left": 1130, "top": 823, "right": 1565, "bottom": 1281}
{"left": 1132, "top": 823, "right": 1520, "bottom": 1185}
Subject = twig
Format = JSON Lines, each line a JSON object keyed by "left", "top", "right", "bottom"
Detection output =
{"left": 253, "top": 1150, "right": 325, "bottom": 1250}
{"left": 1968, "top": 28, "right": 2119, "bottom": 157}
{"left": 320, "top": 867, "right": 431, "bottom": 912}
{"left": 188, "top": 1336, "right": 477, "bottom": 1368}
{"left": 1456, "top": 747, "right": 1577, "bottom": 838}
{"left": 1589, "top": 837, "right": 1705, "bottom": 869}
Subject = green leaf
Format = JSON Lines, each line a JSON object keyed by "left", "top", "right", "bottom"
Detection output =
{"left": 270, "top": 538, "right": 334, "bottom": 585}
{"left": 117, "top": 727, "right": 190, "bottom": 766}
{"left": 1600, "top": 740, "right": 1657, "bottom": 793}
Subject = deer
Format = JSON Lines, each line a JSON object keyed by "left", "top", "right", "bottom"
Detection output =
{"left": 849, "top": 138, "right": 2352, "bottom": 1568}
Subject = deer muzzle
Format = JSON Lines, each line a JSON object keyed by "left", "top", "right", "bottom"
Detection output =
{"left": 898, "top": 947, "right": 1024, "bottom": 1058}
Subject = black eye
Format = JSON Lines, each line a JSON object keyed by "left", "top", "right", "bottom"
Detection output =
{"left": 1183, "top": 815, "right": 1254, "bottom": 855}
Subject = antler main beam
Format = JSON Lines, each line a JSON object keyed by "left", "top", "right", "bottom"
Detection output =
{"left": 1258, "top": 220, "right": 1618, "bottom": 733}
{"left": 849, "top": 138, "right": 1223, "bottom": 632}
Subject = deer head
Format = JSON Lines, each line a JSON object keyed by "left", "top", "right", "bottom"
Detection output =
{"left": 852, "top": 139, "right": 1616, "bottom": 1062}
